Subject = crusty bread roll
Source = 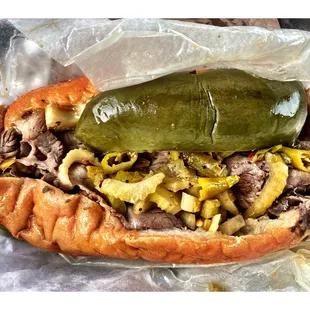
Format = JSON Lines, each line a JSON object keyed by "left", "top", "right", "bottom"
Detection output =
{"left": 0, "top": 76, "right": 309, "bottom": 264}
{"left": 0, "top": 177, "right": 305, "bottom": 264}
{"left": 4, "top": 77, "right": 99, "bottom": 128}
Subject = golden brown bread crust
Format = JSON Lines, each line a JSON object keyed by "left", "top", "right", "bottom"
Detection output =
{"left": 4, "top": 76, "right": 99, "bottom": 128}
{"left": 0, "top": 177, "right": 305, "bottom": 264}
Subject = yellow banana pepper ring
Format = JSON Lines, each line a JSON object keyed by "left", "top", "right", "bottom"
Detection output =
{"left": 198, "top": 176, "right": 240, "bottom": 201}
{"left": 101, "top": 152, "right": 138, "bottom": 174}
{"left": 281, "top": 147, "right": 310, "bottom": 172}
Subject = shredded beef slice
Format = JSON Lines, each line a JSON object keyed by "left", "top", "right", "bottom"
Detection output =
{"left": 226, "top": 155, "right": 268, "bottom": 209}
{"left": 17, "top": 131, "right": 63, "bottom": 174}
{"left": 16, "top": 110, "right": 47, "bottom": 140}
{"left": 149, "top": 152, "right": 170, "bottom": 171}
{"left": 0, "top": 128, "right": 19, "bottom": 162}
{"left": 269, "top": 194, "right": 310, "bottom": 233}
{"left": 56, "top": 131, "right": 88, "bottom": 153}
{"left": 286, "top": 169, "right": 310, "bottom": 193}
{"left": 299, "top": 140, "right": 310, "bottom": 150}
{"left": 68, "top": 163, "right": 97, "bottom": 192}
{"left": 126, "top": 207, "right": 184, "bottom": 230}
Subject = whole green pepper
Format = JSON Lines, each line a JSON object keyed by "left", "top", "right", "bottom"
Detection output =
{"left": 76, "top": 69, "right": 307, "bottom": 152}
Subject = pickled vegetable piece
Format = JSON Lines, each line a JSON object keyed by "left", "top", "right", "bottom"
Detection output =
{"left": 58, "top": 149, "right": 100, "bottom": 188}
{"left": 281, "top": 147, "right": 310, "bottom": 172}
{"left": 208, "top": 283, "right": 226, "bottom": 292}
{"left": 244, "top": 153, "right": 288, "bottom": 218}
{"left": 87, "top": 166, "right": 105, "bottom": 187}
{"left": 106, "top": 195, "right": 127, "bottom": 214}
{"left": 101, "top": 152, "right": 138, "bottom": 174}
{"left": 252, "top": 144, "right": 282, "bottom": 162}
{"left": 76, "top": 69, "right": 307, "bottom": 153}
{"left": 200, "top": 199, "right": 221, "bottom": 219}
{"left": 114, "top": 171, "right": 146, "bottom": 183}
{"left": 198, "top": 176, "right": 240, "bottom": 201}
{"left": 186, "top": 152, "right": 226, "bottom": 177}
{"left": 149, "top": 187, "right": 181, "bottom": 215}
{"left": 219, "top": 215, "right": 245, "bottom": 235}
{"left": 185, "top": 184, "right": 201, "bottom": 198}
{"left": 202, "top": 219, "right": 212, "bottom": 231}
{"left": 208, "top": 214, "right": 221, "bottom": 233}
{"left": 216, "top": 190, "right": 240, "bottom": 215}
{"left": 133, "top": 198, "right": 155, "bottom": 214}
{"left": 96, "top": 172, "right": 165, "bottom": 204}
{"left": 0, "top": 157, "right": 16, "bottom": 172}
{"left": 179, "top": 211, "right": 196, "bottom": 230}
{"left": 219, "top": 208, "right": 227, "bottom": 223}
{"left": 196, "top": 218, "right": 204, "bottom": 228}
{"left": 156, "top": 158, "right": 196, "bottom": 192}
{"left": 180, "top": 192, "right": 201, "bottom": 213}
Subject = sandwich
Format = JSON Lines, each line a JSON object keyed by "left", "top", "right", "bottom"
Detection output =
{"left": 0, "top": 68, "right": 309, "bottom": 264}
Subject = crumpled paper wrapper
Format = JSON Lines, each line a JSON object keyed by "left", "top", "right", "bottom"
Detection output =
{"left": 1, "top": 230, "right": 310, "bottom": 291}
{"left": 1, "top": 18, "right": 310, "bottom": 291}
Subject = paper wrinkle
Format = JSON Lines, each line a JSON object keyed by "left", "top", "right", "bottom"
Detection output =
{"left": 9, "top": 18, "right": 310, "bottom": 92}
{"left": 1, "top": 19, "right": 310, "bottom": 291}
{"left": 1, "top": 231, "right": 310, "bottom": 291}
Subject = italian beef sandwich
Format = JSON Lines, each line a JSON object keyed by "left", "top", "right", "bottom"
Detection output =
{"left": 0, "top": 69, "right": 310, "bottom": 264}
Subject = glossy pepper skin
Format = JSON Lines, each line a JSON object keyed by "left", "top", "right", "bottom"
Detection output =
{"left": 75, "top": 69, "right": 307, "bottom": 153}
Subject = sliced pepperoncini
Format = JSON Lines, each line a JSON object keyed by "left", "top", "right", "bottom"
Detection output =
{"left": 198, "top": 176, "right": 240, "bottom": 201}
{"left": 0, "top": 157, "right": 16, "bottom": 172}
{"left": 281, "top": 147, "right": 310, "bottom": 172}
{"left": 149, "top": 187, "right": 181, "bottom": 215}
{"left": 101, "top": 152, "right": 138, "bottom": 174}
{"left": 114, "top": 170, "right": 146, "bottom": 183}
{"left": 96, "top": 172, "right": 165, "bottom": 204}
{"left": 133, "top": 198, "right": 155, "bottom": 214}
{"left": 216, "top": 189, "right": 239, "bottom": 215}
{"left": 252, "top": 145, "right": 282, "bottom": 162}
{"left": 87, "top": 166, "right": 105, "bottom": 187}
{"left": 106, "top": 195, "right": 127, "bottom": 214}
{"left": 244, "top": 152, "right": 288, "bottom": 219}
{"left": 185, "top": 153, "right": 227, "bottom": 177}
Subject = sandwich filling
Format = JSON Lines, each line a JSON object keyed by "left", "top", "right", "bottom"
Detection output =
{"left": 0, "top": 108, "right": 310, "bottom": 236}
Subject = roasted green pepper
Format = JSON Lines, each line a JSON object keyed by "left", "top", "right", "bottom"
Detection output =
{"left": 76, "top": 69, "right": 307, "bottom": 153}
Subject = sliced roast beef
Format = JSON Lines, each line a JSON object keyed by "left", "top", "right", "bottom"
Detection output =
{"left": 226, "top": 155, "right": 268, "bottom": 209}
{"left": 56, "top": 131, "right": 88, "bottom": 154}
{"left": 68, "top": 163, "right": 97, "bottom": 192}
{"left": 0, "top": 128, "right": 19, "bottom": 162}
{"left": 16, "top": 110, "right": 46, "bottom": 140}
{"left": 126, "top": 207, "right": 184, "bottom": 230}
{"left": 149, "top": 152, "right": 170, "bottom": 171}
{"left": 17, "top": 131, "right": 63, "bottom": 175}
{"left": 299, "top": 141, "right": 310, "bottom": 150}
{"left": 269, "top": 194, "right": 310, "bottom": 233}
{"left": 286, "top": 169, "right": 310, "bottom": 193}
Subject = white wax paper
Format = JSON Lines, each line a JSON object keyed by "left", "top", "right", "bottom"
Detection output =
{"left": 1, "top": 18, "right": 310, "bottom": 292}
{"left": 9, "top": 18, "right": 310, "bottom": 92}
